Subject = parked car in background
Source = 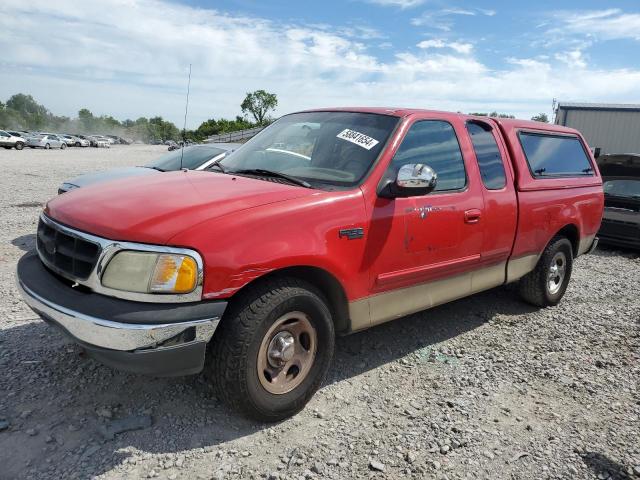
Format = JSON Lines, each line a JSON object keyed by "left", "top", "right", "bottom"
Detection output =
{"left": 17, "top": 108, "right": 603, "bottom": 421}
{"left": 597, "top": 153, "right": 640, "bottom": 249}
{"left": 26, "top": 133, "right": 66, "bottom": 149}
{"left": 58, "top": 143, "right": 239, "bottom": 193}
{"left": 59, "top": 134, "right": 80, "bottom": 147}
{"left": 7, "top": 130, "right": 27, "bottom": 138}
{"left": 88, "top": 135, "right": 110, "bottom": 148}
{"left": 105, "top": 135, "right": 131, "bottom": 145}
{"left": 0, "top": 130, "right": 26, "bottom": 150}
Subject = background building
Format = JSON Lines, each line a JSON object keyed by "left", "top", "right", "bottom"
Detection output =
{"left": 554, "top": 102, "right": 640, "bottom": 156}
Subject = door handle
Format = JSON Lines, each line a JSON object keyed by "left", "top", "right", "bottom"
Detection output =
{"left": 464, "top": 209, "right": 482, "bottom": 223}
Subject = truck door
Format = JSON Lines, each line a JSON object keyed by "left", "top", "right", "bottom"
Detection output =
{"left": 365, "top": 116, "right": 485, "bottom": 325}
{"left": 465, "top": 120, "right": 518, "bottom": 266}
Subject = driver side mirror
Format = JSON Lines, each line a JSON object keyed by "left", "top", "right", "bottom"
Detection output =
{"left": 378, "top": 163, "right": 438, "bottom": 198}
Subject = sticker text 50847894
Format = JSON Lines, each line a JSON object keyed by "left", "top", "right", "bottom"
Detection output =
{"left": 336, "top": 129, "right": 380, "bottom": 150}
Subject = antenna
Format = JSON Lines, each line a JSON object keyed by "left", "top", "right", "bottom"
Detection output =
{"left": 180, "top": 64, "right": 192, "bottom": 170}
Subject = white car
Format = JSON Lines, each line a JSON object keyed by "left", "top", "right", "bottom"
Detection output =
{"left": 0, "top": 130, "right": 26, "bottom": 150}
{"left": 26, "top": 134, "right": 67, "bottom": 149}
{"left": 60, "top": 134, "right": 89, "bottom": 147}
{"left": 88, "top": 135, "right": 110, "bottom": 148}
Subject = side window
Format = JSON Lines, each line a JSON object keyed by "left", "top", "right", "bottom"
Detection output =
{"left": 466, "top": 121, "right": 506, "bottom": 189}
{"left": 390, "top": 120, "right": 466, "bottom": 192}
{"left": 519, "top": 132, "right": 594, "bottom": 177}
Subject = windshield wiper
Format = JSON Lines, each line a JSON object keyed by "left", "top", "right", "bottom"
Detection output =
{"left": 146, "top": 166, "right": 166, "bottom": 172}
{"left": 208, "top": 157, "right": 227, "bottom": 173}
{"left": 231, "top": 169, "right": 312, "bottom": 188}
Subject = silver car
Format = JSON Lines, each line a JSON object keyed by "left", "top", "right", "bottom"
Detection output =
{"left": 26, "top": 134, "right": 67, "bottom": 149}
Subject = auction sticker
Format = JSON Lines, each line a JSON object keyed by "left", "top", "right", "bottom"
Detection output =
{"left": 336, "top": 129, "right": 379, "bottom": 150}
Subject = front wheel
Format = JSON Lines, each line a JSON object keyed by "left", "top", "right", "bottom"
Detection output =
{"left": 519, "top": 236, "right": 573, "bottom": 307}
{"left": 45, "top": 143, "right": 50, "bottom": 149}
{"left": 60, "top": 143, "right": 67, "bottom": 149}
{"left": 207, "top": 278, "right": 335, "bottom": 421}
{"left": 15, "top": 142, "right": 24, "bottom": 150}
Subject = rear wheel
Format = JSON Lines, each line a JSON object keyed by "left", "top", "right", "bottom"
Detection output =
{"left": 45, "top": 143, "right": 50, "bottom": 149}
{"left": 75, "top": 142, "right": 81, "bottom": 147}
{"left": 208, "top": 277, "right": 335, "bottom": 421}
{"left": 519, "top": 236, "right": 573, "bottom": 307}
{"left": 61, "top": 143, "right": 67, "bottom": 150}
{"left": 15, "top": 142, "right": 24, "bottom": 150}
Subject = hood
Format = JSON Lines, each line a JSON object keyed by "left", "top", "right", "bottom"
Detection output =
{"left": 45, "top": 170, "right": 316, "bottom": 244}
{"left": 64, "top": 167, "right": 157, "bottom": 189}
{"left": 597, "top": 154, "right": 640, "bottom": 177}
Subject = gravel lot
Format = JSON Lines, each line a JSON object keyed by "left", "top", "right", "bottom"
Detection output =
{"left": 0, "top": 145, "right": 638, "bottom": 480}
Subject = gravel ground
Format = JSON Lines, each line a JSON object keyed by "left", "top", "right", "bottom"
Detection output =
{"left": 0, "top": 145, "right": 638, "bottom": 480}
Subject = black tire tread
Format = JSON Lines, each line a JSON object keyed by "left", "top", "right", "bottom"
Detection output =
{"left": 208, "top": 277, "right": 333, "bottom": 421}
{"left": 518, "top": 235, "right": 573, "bottom": 307}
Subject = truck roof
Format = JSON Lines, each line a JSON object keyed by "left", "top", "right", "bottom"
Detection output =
{"left": 301, "top": 107, "right": 581, "bottom": 135}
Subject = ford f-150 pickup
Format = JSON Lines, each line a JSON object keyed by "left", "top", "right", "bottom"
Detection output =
{"left": 16, "top": 108, "right": 603, "bottom": 421}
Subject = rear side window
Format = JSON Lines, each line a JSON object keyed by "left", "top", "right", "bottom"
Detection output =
{"left": 466, "top": 122, "right": 506, "bottom": 189}
{"left": 519, "top": 132, "right": 594, "bottom": 177}
{"left": 390, "top": 120, "right": 466, "bottom": 191}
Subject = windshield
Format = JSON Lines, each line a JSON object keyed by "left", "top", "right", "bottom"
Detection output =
{"left": 145, "top": 146, "right": 226, "bottom": 171}
{"left": 603, "top": 178, "right": 640, "bottom": 198}
{"left": 219, "top": 111, "right": 399, "bottom": 187}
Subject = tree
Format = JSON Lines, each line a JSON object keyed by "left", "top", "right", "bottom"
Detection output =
{"left": 78, "top": 108, "right": 95, "bottom": 131}
{"left": 531, "top": 113, "right": 549, "bottom": 123}
{"left": 469, "top": 111, "right": 515, "bottom": 119}
{"left": 241, "top": 90, "right": 277, "bottom": 125}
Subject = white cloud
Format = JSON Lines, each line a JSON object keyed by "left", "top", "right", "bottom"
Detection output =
{"left": 410, "top": 6, "right": 495, "bottom": 28}
{"left": 554, "top": 49, "right": 587, "bottom": 69}
{"left": 363, "top": 0, "right": 425, "bottom": 8}
{"left": 417, "top": 39, "right": 473, "bottom": 54}
{"left": 553, "top": 9, "right": 640, "bottom": 41}
{"left": 1, "top": 0, "right": 640, "bottom": 126}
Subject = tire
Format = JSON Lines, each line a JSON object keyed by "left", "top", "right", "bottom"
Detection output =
{"left": 61, "top": 143, "right": 66, "bottom": 150}
{"left": 207, "top": 277, "right": 335, "bottom": 421}
{"left": 15, "top": 142, "right": 24, "bottom": 150}
{"left": 29, "top": 146, "right": 35, "bottom": 149}
{"left": 45, "top": 143, "right": 50, "bottom": 149}
{"left": 518, "top": 236, "right": 573, "bottom": 307}
{"left": 75, "top": 142, "right": 81, "bottom": 147}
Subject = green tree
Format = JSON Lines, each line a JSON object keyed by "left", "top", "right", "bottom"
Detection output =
{"left": 78, "top": 108, "right": 95, "bottom": 131}
{"left": 241, "top": 90, "right": 277, "bottom": 125}
{"left": 469, "top": 111, "right": 515, "bottom": 119}
{"left": 531, "top": 113, "right": 549, "bottom": 123}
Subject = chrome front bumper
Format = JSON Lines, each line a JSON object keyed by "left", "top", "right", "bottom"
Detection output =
{"left": 17, "top": 277, "right": 218, "bottom": 352}
{"left": 16, "top": 251, "right": 227, "bottom": 376}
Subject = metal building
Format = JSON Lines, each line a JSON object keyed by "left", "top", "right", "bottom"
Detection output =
{"left": 554, "top": 102, "right": 640, "bottom": 155}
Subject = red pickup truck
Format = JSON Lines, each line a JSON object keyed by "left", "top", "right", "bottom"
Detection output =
{"left": 16, "top": 108, "right": 603, "bottom": 420}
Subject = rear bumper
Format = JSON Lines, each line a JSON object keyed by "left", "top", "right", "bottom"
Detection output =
{"left": 16, "top": 251, "right": 227, "bottom": 376}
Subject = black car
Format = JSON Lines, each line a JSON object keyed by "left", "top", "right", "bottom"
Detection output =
{"left": 597, "top": 153, "right": 640, "bottom": 249}
{"left": 58, "top": 143, "right": 239, "bottom": 194}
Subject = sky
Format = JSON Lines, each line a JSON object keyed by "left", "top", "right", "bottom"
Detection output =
{"left": 2, "top": 0, "right": 640, "bottom": 128}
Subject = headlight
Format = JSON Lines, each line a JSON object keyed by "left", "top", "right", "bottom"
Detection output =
{"left": 102, "top": 251, "right": 199, "bottom": 294}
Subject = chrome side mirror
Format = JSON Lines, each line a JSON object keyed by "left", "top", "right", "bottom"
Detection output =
{"left": 377, "top": 163, "right": 438, "bottom": 198}
{"left": 396, "top": 164, "right": 437, "bottom": 191}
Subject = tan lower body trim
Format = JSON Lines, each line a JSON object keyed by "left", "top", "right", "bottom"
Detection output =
{"left": 348, "top": 261, "right": 506, "bottom": 331}
{"left": 577, "top": 234, "right": 596, "bottom": 256}
{"left": 505, "top": 254, "right": 539, "bottom": 283}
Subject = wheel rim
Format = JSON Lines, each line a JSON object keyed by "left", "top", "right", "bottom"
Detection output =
{"left": 257, "top": 311, "right": 317, "bottom": 395}
{"left": 547, "top": 251, "right": 567, "bottom": 295}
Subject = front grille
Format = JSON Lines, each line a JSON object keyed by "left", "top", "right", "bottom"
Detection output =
{"left": 36, "top": 218, "right": 101, "bottom": 280}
